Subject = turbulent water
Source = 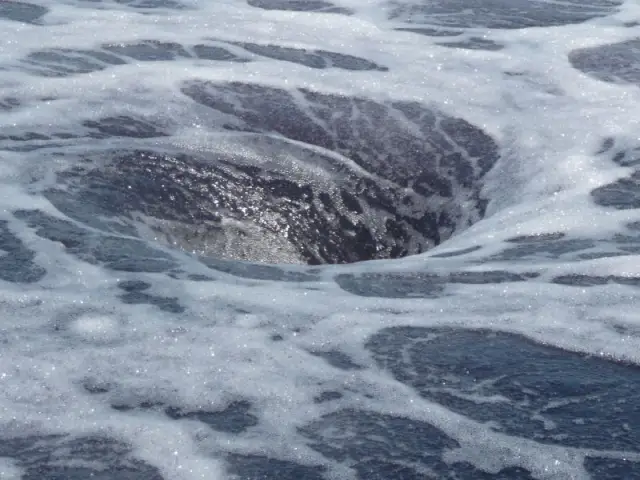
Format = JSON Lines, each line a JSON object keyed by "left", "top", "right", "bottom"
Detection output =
{"left": 1, "top": 0, "right": 640, "bottom": 478}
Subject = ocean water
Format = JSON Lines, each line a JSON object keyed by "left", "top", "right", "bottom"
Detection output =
{"left": 1, "top": 0, "right": 640, "bottom": 478}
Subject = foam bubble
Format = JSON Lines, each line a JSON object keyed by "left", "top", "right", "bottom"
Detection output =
{"left": 1, "top": 0, "right": 640, "bottom": 478}
{"left": 69, "top": 313, "right": 122, "bottom": 343}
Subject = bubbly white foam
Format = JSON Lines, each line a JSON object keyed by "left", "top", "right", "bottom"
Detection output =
{"left": 1, "top": 0, "right": 640, "bottom": 478}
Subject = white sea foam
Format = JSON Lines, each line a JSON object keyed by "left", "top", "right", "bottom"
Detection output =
{"left": 1, "top": 0, "right": 640, "bottom": 478}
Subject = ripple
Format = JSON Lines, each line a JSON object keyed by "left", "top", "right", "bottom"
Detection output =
{"left": 570, "top": 39, "right": 640, "bottom": 87}
{"left": 367, "top": 326, "right": 640, "bottom": 452}
{"left": 0, "top": 435, "right": 164, "bottom": 480}
{"left": 389, "top": 0, "right": 621, "bottom": 31}
{"left": 0, "top": 1, "right": 48, "bottom": 24}
{"left": 247, "top": 0, "right": 353, "bottom": 14}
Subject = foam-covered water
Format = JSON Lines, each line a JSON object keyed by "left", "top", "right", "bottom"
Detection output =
{"left": 1, "top": 0, "right": 640, "bottom": 478}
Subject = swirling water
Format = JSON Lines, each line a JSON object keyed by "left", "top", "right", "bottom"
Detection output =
{"left": 1, "top": 0, "right": 640, "bottom": 478}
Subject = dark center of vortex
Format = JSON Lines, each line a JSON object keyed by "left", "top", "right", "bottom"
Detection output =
{"left": 46, "top": 83, "right": 499, "bottom": 265}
